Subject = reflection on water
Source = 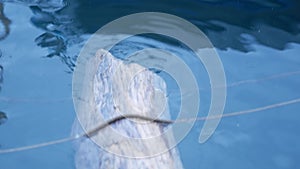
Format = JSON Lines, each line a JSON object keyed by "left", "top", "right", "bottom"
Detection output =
{"left": 0, "top": 3, "right": 11, "bottom": 40}
{"left": 0, "top": 111, "right": 7, "bottom": 125}
{"left": 0, "top": 3, "right": 7, "bottom": 127}
{"left": 0, "top": 0, "right": 300, "bottom": 169}
{"left": 72, "top": 0, "right": 300, "bottom": 52}
{"left": 1, "top": 0, "right": 300, "bottom": 69}
{"left": 0, "top": 64, "right": 3, "bottom": 90}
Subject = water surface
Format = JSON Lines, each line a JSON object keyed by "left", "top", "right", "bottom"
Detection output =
{"left": 0, "top": 0, "right": 300, "bottom": 169}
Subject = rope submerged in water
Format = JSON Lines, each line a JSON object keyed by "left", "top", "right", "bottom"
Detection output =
{"left": 85, "top": 114, "right": 173, "bottom": 137}
{"left": 1, "top": 70, "right": 300, "bottom": 103}
{"left": 1, "top": 97, "right": 300, "bottom": 154}
{"left": 0, "top": 114, "right": 173, "bottom": 154}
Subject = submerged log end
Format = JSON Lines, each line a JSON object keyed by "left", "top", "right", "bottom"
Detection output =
{"left": 72, "top": 49, "right": 184, "bottom": 169}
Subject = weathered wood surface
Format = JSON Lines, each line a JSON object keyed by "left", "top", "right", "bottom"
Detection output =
{"left": 72, "top": 49, "right": 183, "bottom": 169}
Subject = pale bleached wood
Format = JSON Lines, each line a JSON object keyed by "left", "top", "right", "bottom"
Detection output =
{"left": 72, "top": 49, "right": 183, "bottom": 169}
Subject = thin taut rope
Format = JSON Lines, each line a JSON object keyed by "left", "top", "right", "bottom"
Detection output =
{"left": 0, "top": 97, "right": 300, "bottom": 154}
{"left": 1, "top": 70, "right": 299, "bottom": 103}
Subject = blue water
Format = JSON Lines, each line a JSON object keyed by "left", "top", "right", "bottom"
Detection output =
{"left": 0, "top": 0, "right": 300, "bottom": 169}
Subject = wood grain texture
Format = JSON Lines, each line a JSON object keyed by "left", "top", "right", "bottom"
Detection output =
{"left": 72, "top": 49, "right": 183, "bottom": 169}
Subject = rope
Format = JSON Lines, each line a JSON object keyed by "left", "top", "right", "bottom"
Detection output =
{"left": 1, "top": 70, "right": 300, "bottom": 103}
{"left": 1, "top": 97, "right": 300, "bottom": 154}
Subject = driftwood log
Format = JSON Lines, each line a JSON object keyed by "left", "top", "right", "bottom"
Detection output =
{"left": 72, "top": 49, "right": 183, "bottom": 169}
